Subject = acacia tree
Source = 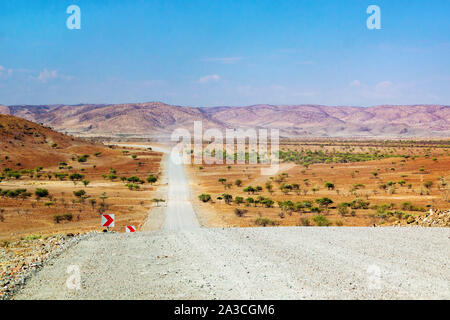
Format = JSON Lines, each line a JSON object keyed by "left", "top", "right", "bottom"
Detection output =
{"left": 152, "top": 198, "right": 165, "bottom": 206}
{"left": 73, "top": 190, "right": 86, "bottom": 198}
{"left": 244, "top": 186, "right": 256, "bottom": 195}
{"left": 198, "top": 194, "right": 211, "bottom": 203}
{"left": 261, "top": 198, "right": 274, "bottom": 208}
{"left": 280, "top": 183, "right": 292, "bottom": 194}
{"left": 324, "top": 182, "right": 335, "bottom": 190}
{"left": 234, "top": 196, "right": 244, "bottom": 205}
{"left": 69, "top": 173, "right": 84, "bottom": 185}
{"left": 222, "top": 193, "right": 233, "bottom": 204}
{"left": 315, "top": 197, "right": 333, "bottom": 214}
{"left": 35, "top": 188, "right": 49, "bottom": 199}
{"left": 147, "top": 174, "right": 157, "bottom": 184}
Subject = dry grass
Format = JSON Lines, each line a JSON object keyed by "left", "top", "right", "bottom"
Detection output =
{"left": 0, "top": 145, "right": 162, "bottom": 240}
{"left": 188, "top": 140, "right": 450, "bottom": 227}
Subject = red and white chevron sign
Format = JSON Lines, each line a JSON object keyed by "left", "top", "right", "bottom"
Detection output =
{"left": 125, "top": 226, "right": 136, "bottom": 233}
{"left": 101, "top": 214, "right": 115, "bottom": 227}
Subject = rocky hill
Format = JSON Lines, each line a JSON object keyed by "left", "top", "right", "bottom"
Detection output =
{"left": 1, "top": 103, "right": 449, "bottom": 138}
{"left": 0, "top": 114, "right": 106, "bottom": 169}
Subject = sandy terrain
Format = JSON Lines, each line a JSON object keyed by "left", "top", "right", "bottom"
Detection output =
{"left": 0, "top": 145, "right": 163, "bottom": 240}
{"left": 188, "top": 141, "right": 450, "bottom": 227}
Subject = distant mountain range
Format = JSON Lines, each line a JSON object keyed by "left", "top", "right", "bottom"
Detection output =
{"left": 0, "top": 102, "right": 449, "bottom": 138}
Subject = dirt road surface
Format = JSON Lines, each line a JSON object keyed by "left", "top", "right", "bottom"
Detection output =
{"left": 14, "top": 145, "right": 450, "bottom": 299}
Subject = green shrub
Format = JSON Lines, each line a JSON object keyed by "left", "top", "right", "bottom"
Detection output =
{"left": 125, "top": 183, "right": 140, "bottom": 190}
{"left": 73, "top": 190, "right": 86, "bottom": 197}
{"left": 146, "top": 174, "right": 157, "bottom": 184}
{"left": 312, "top": 215, "right": 331, "bottom": 226}
{"left": 300, "top": 218, "right": 310, "bottom": 226}
{"left": 53, "top": 214, "right": 73, "bottom": 223}
{"left": 69, "top": 173, "right": 84, "bottom": 181}
{"left": 35, "top": 188, "right": 49, "bottom": 198}
{"left": 255, "top": 217, "right": 276, "bottom": 227}
{"left": 234, "top": 196, "right": 244, "bottom": 205}
{"left": 77, "top": 155, "right": 89, "bottom": 163}
{"left": 401, "top": 202, "right": 424, "bottom": 212}
{"left": 198, "top": 194, "right": 211, "bottom": 203}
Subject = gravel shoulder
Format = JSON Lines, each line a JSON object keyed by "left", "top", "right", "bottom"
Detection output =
{"left": 1, "top": 232, "right": 95, "bottom": 300}
{"left": 14, "top": 227, "right": 450, "bottom": 300}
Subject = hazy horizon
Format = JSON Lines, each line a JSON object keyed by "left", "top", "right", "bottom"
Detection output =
{"left": 3, "top": 101, "right": 450, "bottom": 109}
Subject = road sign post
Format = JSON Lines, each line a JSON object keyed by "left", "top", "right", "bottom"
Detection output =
{"left": 101, "top": 214, "right": 115, "bottom": 229}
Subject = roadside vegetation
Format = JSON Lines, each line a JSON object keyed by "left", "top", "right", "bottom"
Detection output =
{"left": 0, "top": 144, "right": 162, "bottom": 240}
{"left": 194, "top": 139, "right": 449, "bottom": 227}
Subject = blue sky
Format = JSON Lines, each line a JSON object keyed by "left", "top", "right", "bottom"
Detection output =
{"left": 1, "top": 0, "right": 449, "bottom": 107}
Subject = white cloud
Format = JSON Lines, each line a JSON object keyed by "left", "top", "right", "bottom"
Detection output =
{"left": 349, "top": 80, "right": 362, "bottom": 87}
{"left": 348, "top": 80, "right": 398, "bottom": 100}
{"left": 0, "top": 65, "right": 14, "bottom": 79}
{"left": 37, "top": 69, "right": 58, "bottom": 82}
{"left": 375, "top": 80, "right": 393, "bottom": 91}
{"left": 203, "top": 57, "right": 243, "bottom": 64}
{"left": 198, "top": 74, "right": 220, "bottom": 83}
{"left": 34, "top": 68, "right": 73, "bottom": 83}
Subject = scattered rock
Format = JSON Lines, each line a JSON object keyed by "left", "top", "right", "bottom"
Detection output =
{"left": 395, "top": 209, "right": 450, "bottom": 227}
{"left": 0, "top": 232, "right": 96, "bottom": 300}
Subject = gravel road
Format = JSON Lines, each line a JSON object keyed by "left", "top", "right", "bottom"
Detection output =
{"left": 117, "top": 144, "right": 200, "bottom": 230}
{"left": 162, "top": 151, "right": 200, "bottom": 231}
{"left": 14, "top": 227, "right": 450, "bottom": 299}
{"left": 13, "top": 146, "right": 450, "bottom": 300}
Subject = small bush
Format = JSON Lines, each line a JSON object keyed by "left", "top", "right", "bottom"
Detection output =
{"left": 198, "top": 194, "right": 211, "bottom": 203}
{"left": 401, "top": 202, "right": 424, "bottom": 212}
{"left": 234, "top": 208, "right": 248, "bottom": 217}
{"left": 146, "top": 174, "right": 157, "bottom": 184}
{"left": 35, "top": 188, "right": 49, "bottom": 198}
{"left": 234, "top": 196, "right": 244, "bottom": 205}
{"left": 125, "top": 183, "right": 140, "bottom": 190}
{"left": 312, "top": 215, "right": 331, "bottom": 226}
{"left": 53, "top": 213, "right": 73, "bottom": 223}
{"left": 77, "top": 155, "right": 89, "bottom": 163}
{"left": 334, "top": 220, "right": 344, "bottom": 226}
{"left": 300, "top": 218, "right": 310, "bottom": 226}
{"left": 255, "top": 217, "right": 277, "bottom": 227}
{"left": 73, "top": 190, "right": 86, "bottom": 198}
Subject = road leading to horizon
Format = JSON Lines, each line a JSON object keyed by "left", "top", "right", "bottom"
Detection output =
{"left": 163, "top": 151, "right": 200, "bottom": 231}
{"left": 119, "top": 144, "right": 200, "bottom": 230}
{"left": 14, "top": 144, "right": 450, "bottom": 300}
